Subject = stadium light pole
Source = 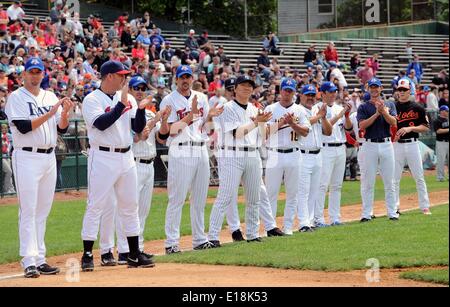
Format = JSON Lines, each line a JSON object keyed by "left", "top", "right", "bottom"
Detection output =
{"left": 387, "top": 0, "right": 390, "bottom": 25}
{"left": 244, "top": 0, "right": 248, "bottom": 40}
{"left": 188, "top": 0, "right": 191, "bottom": 25}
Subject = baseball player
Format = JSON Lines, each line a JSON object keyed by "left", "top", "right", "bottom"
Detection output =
{"left": 5, "top": 57, "right": 75, "bottom": 278}
{"left": 314, "top": 82, "right": 352, "bottom": 227}
{"left": 98, "top": 76, "right": 171, "bottom": 265}
{"left": 264, "top": 78, "right": 310, "bottom": 235}
{"left": 160, "top": 65, "right": 224, "bottom": 254}
{"left": 434, "top": 105, "right": 449, "bottom": 182}
{"left": 208, "top": 75, "right": 273, "bottom": 246}
{"left": 357, "top": 78, "right": 399, "bottom": 222}
{"left": 80, "top": 60, "right": 155, "bottom": 271}
{"left": 297, "top": 85, "right": 332, "bottom": 232}
{"left": 393, "top": 79, "right": 431, "bottom": 215}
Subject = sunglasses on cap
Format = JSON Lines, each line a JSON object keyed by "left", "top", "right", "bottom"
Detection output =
{"left": 132, "top": 86, "right": 147, "bottom": 92}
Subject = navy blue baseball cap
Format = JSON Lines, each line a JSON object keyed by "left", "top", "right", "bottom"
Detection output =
{"left": 176, "top": 65, "right": 193, "bottom": 78}
{"left": 25, "top": 57, "right": 44, "bottom": 72}
{"left": 281, "top": 78, "right": 297, "bottom": 92}
{"left": 368, "top": 78, "right": 382, "bottom": 87}
{"left": 440, "top": 105, "right": 449, "bottom": 112}
{"left": 129, "top": 76, "right": 148, "bottom": 88}
{"left": 224, "top": 78, "right": 236, "bottom": 90}
{"left": 320, "top": 81, "right": 338, "bottom": 93}
{"left": 301, "top": 84, "right": 317, "bottom": 95}
{"left": 100, "top": 60, "right": 131, "bottom": 77}
{"left": 235, "top": 75, "right": 256, "bottom": 88}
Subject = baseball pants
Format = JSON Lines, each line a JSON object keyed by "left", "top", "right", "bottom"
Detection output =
{"left": 360, "top": 142, "right": 398, "bottom": 220}
{"left": 393, "top": 141, "right": 430, "bottom": 211}
{"left": 315, "top": 145, "right": 347, "bottom": 225}
{"left": 165, "top": 146, "right": 210, "bottom": 248}
{"left": 12, "top": 149, "right": 57, "bottom": 269}
{"left": 208, "top": 152, "right": 262, "bottom": 241}
{"left": 436, "top": 141, "right": 449, "bottom": 181}
{"left": 82, "top": 149, "right": 140, "bottom": 242}
{"left": 296, "top": 151, "right": 322, "bottom": 229}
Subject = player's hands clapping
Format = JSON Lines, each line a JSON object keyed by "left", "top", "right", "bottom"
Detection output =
{"left": 191, "top": 95, "right": 199, "bottom": 115}
{"left": 50, "top": 97, "right": 72, "bottom": 117}
{"left": 208, "top": 102, "right": 224, "bottom": 119}
{"left": 138, "top": 96, "right": 154, "bottom": 110}
{"left": 121, "top": 79, "right": 130, "bottom": 107}
{"left": 160, "top": 106, "right": 172, "bottom": 122}
{"left": 317, "top": 103, "right": 327, "bottom": 119}
{"left": 283, "top": 113, "right": 297, "bottom": 126}
{"left": 254, "top": 110, "right": 273, "bottom": 123}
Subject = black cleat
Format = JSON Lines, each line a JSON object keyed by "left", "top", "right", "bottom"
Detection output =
{"left": 371, "top": 215, "right": 376, "bottom": 219}
{"left": 267, "top": 227, "right": 285, "bottom": 237}
{"left": 165, "top": 245, "right": 181, "bottom": 255}
{"left": 37, "top": 263, "right": 60, "bottom": 275}
{"left": 247, "top": 237, "right": 263, "bottom": 243}
{"left": 24, "top": 266, "right": 40, "bottom": 278}
{"left": 396, "top": 210, "right": 401, "bottom": 215}
{"left": 210, "top": 240, "right": 221, "bottom": 248}
{"left": 231, "top": 229, "right": 245, "bottom": 242}
{"left": 81, "top": 252, "right": 94, "bottom": 272}
{"left": 101, "top": 251, "right": 117, "bottom": 267}
{"left": 299, "top": 226, "right": 314, "bottom": 233}
{"left": 127, "top": 252, "right": 155, "bottom": 268}
{"left": 141, "top": 251, "right": 154, "bottom": 259}
{"left": 360, "top": 218, "right": 371, "bottom": 223}
{"left": 194, "top": 241, "right": 218, "bottom": 250}
{"left": 118, "top": 253, "right": 129, "bottom": 265}
{"left": 389, "top": 217, "right": 399, "bottom": 221}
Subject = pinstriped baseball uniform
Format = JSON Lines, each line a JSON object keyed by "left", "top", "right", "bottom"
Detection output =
{"left": 159, "top": 89, "right": 211, "bottom": 249}
{"left": 208, "top": 100, "right": 263, "bottom": 242}
{"left": 5, "top": 87, "right": 62, "bottom": 269}
{"left": 264, "top": 102, "right": 310, "bottom": 232}
{"left": 99, "top": 110, "right": 160, "bottom": 254}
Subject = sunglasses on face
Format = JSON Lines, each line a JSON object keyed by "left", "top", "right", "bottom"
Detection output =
{"left": 305, "top": 94, "right": 316, "bottom": 97}
{"left": 398, "top": 88, "right": 409, "bottom": 92}
{"left": 132, "top": 86, "right": 147, "bottom": 92}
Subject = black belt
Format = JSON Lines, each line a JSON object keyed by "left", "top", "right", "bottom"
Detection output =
{"left": 268, "top": 148, "right": 299, "bottom": 153}
{"left": 398, "top": 138, "right": 418, "bottom": 144}
{"left": 323, "top": 143, "right": 345, "bottom": 147}
{"left": 365, "top": 138, "right": 391, "bottom": 143}
{"left": 178, "top": 141, "right": 205, "bottom": 147}
{"left": 134, "top": 157, "right": 155, "bottom": 164}
{"left": 300, "top": 149, "right": 321, "bottom": 155}
{"left": 22, "top": 147, "right": 54, "bottom": 154}
{"left": 99, "top": 146, "right": 131, "bottom": 153}
{"left": 222, "top": 146, "right": 258, "bottom": 152}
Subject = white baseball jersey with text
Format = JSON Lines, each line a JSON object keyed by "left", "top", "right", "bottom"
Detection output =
{"left": 299, "top": 104, "right": 323, "bottom": 150}
{"left": 322, "top": 103, "right": 346, "bottom": 143}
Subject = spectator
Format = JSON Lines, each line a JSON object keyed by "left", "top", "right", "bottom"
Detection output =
{"left": 131, "top": 41, "right": 145, "bottom": 61}
{"left": 181, "top": 46, "right": 196, "bottom": 66}
{"left": 434, "top": 105, "right": 449, "bottom": 182}
{"left": 117, "top": 12, "right": 129, "bottom": 35}
{"left": 432, "top": 69, "right": 449, "bottom": 90}
{"left": 120, "top": 23, "right": 133, "bottom": 50}
{"left": 316, "top": 50, "right": 328, "bottom": 69}
{"left": 184, "top": 29, "right": 200, "bottom": 60}
{"left": 0, "top": 4, "right": 9, "bottom": 33}
{"left": 348, "top": 90, "right": 361, "bottom": 114}
{"left": 329, "top": 63, "right": 347, "bottom": 96}
{"left": 356, "top": 60, "right": 374, "bottom": 91}
{"left": 141, "top": 11, "right": 154, "bottom": 31}
{"left": 150, "top": 28, "right": 165, "bottom": 54}
{"left": 160, "top": 41, "right": 175, "bottom": 71}
{"left": 408, "top": 69, "right": 419, "bottom": 88}
{"left": 136, "top": 28, "right": 151, "bottom": 47}
{"left": 1, "top": 123, "right": 14, "bottom": 194}
{"left": 366, "top": 53, "right": 380, "bottom": 76}
{"left": 197, "top": 70, "right": 209, "bottom": 93}
{"left": 426, "top": 85, "right": 439, "bottom": 111}
{"left": 208, "top": 87, "right": 227, "bottom": 108}
{"left": 439, "top": 88, "right": 449, "bottom": 108}
{"left": 153, "top": 83, "right": 168, "bottom": 111}
{"left": 49, "top": 2, "right": 62, "bottom": 23}
{"left": 207, "top": 55, "right": 220, "bottom": 74}
{"left": 350, "top": 52, "right": 361, "bottom": 74}
{"left": 405, "top": 42, "right": 413, "bottom": 63}
{"left": 197, "top": 30, "right": 209, "bottom": 49}
{"left": 148, "top": 44, "right": 160, "bottom": 63}
{"left": 108, "top": 20, "right": 120, "bottom": 40}
{"left": 407, "top": 54, "right": 424, "bottom": 84}
{"left": 256, "top": 48, "right": 271, "bottom": 82}
{"left": 324, "top": 41, "right": 344, "bottom": 70}
{"left": 303, "top": 44, "right": 317, "bottom": 68}
{"left": 263, "top": 32, "right": 282, "bottom": 56}
{"left": 7, "top": 0, "right": 25, "bottom": 22}
{"left": 442, "top": 40, "right": 449, "bottom": 54}
{"left": 216, "top": 45, "right": 228, "bottom": 64}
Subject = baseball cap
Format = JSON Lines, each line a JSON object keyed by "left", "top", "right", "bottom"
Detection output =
{"left": 235, "top": 75, "right": 256, "bottom": 89}
{"left": 320, "top": 81, "right": 338, "bottom": 93}
{"left": 224, "top": 78, "right": 236, "bottom": 90}
{"left": 301, "top": 84, "right": 317, "bottom": 95}
{"left": 129, "top": 76, "right": 148, "bottom": 88}
{"left": 189, "top": 29, "right": 195, "bottom": 34}
{"left": 329, "top": 62, "right": 337, "bottom": 68}
{"left": 53, "top": 46, "right": 62, "bottom": 52}
{"left": 368, "top": 78, "right": 382, "bottom": 87}
{"left": 100, "top": 60, "right": 131, "bottom": 77}
{"left": 176, "top": 65, "right": 193, "bottom": 78}
{"left": 25, "top": 57, "right": 45, "bottom": 72}
{"left": 423, "top": 85, "right": 431, "bottom": 91}
{"left": 397, "top": 78, "right": 411, "bottom": 90}
{"left": 439, "top": 105, "right": 449, "bottom": 112}
{"left": 281, "top": 78, "right": 297, "bottom": 92}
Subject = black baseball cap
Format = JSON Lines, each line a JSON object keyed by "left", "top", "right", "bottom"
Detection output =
{"left": 235, "top": 75, "right": 255, "bottom": 88}
{"left": 224, "top": 78, "right": 236, "bottom": 90}
{"left": 100, "top": 60, "right": 131, "bottom": 77}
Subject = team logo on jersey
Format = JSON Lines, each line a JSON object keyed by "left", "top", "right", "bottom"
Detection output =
{"left": 396, "top": 110, "right": 419, "bottom": 124}
{"left": 105, "top": 104, "right": 132, "bottom": 114}
{"left": 27, "top": 102, "right": 52, "bottom": 116}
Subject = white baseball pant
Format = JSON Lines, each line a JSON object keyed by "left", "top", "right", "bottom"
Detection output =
{"left": 165, "top": 146, "right": 210, "bottom": 248}
{"left": 436, "top": 141, "right": 449, "bottom": 181}
{"left": 12, "top": 150, "right": 57, "bottom": 269}
{"left": 315, "top": 145, "right": 347, "bottom": 224}
{"left": 394, "top": 141, "right": 430, "bottom": 211}
{"left": 360, "top": 142, "right": 398, "bottom": 219}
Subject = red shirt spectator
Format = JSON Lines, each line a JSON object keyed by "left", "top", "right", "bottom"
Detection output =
{"left": 324, "top": 43, "right": 339, "bottom": 62}
{"left": 9, "top": 21, "right": 22, "bottom": 35}
{"left": 0, "top": 6, "right": 8, "bottom": 32}
{"left": 442, "top": 41, "right": 449, "bottom": 54}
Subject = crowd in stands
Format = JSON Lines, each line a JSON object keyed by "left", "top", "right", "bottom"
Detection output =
{"left": 0, "top": 0, "right": 448, "bottom": 193}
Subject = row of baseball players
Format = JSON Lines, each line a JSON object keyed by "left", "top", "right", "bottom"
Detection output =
{"left": 6, "top": 58, "right": 431, "bottom": 278}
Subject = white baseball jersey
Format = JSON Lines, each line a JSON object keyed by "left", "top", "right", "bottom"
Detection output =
{"left": 350, "top": 112, "right": 365, "bottom": 144}
{"left": 322, "top": 103, "right": 346, "bottom": 143}
{"left": 265, "top": 102, "right": 310, "bottom": 149}
{"left": 5, "top": 88, "right": 62, "bottom": 148}
{"left": 159, "top": 89, "right": 210, "bottom": 147}
{"left": 82, "top": 89, "right": 138, "bottom": 148}
{"left": 299, "top": 104, "right": 323, "bottom": 150}
{"left": 132, "top": 110, "right": 160, "bottom": 159}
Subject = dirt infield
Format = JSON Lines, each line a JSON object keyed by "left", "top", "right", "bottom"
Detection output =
{"left": 0, "top": 190, "right": 448, "bottom": 287}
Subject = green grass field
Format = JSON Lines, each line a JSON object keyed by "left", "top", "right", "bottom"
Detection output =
{"left": 400, "top": 269, "right": 449, "bottom": 285}
{"left": 0, "top": 175, "right": 447, "bottom": 265}
{"left": 157, "top": 205, "right": 449, "bottom": 272}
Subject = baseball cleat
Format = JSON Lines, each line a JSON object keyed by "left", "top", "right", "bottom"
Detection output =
{"left": 127, "top": 253, "right": 155, "bottom": 268}
{"left": 193, "top": 241, "right": 218, "bottom": 250}
{"left": 313, "top": 222, "right": 330, "bottom": 228}
{"left": 371, "top": 215, "right": 376, "bottom": 219}
{"left": 247, "top": 237, "right": 263, "bottom": 243}
{"left": 231, "top": 229, "right": 245, "bottom": 242}
{"left": 330, "top": 221, "right": 344, "bottom": 226}
{"left": 100, "top": 251, "right": 117, "bottom": 267}
{"left": 299, "top": 226, "right": 314, "bottom": 233}
{"left": 209, "top": 240, "right": 221, "bottom": 248}
{"left": 81, "top": 252, "right": 94, "bottom": 272}
{"left": 284, "top": 229, "right": 294, "bottom": 236}
{"left": 396, "top": 210, "right": 402, "bottom": 215}
{"left": 267, "top": 227, "right": 285, "bottom": 237}
{"left": 165, "top": 245, "right": 181, "bottom": 255}
{"left": 422, "top": 208, "right": 432, "bottom": 215}
{"left": 141, "top": 251, "right": 154, "bottom": 259}
{"left": 37, "top": 263, "right": 60, "bottom": 275}
{"left": 118, "top": 253, "right": 129, "bottom": 265}
{"left": 24, "top": 266, "right": 40, "bottom": 278}
{"left": 389, "top": 217, "right": 399, "bottom": 221}
{"left": 360, "top": 218, "right": 371, "bottom": 223}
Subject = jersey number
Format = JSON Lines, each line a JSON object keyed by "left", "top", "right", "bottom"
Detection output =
{"left": 291, "top": 131, "right": 298, "bottom": 142}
